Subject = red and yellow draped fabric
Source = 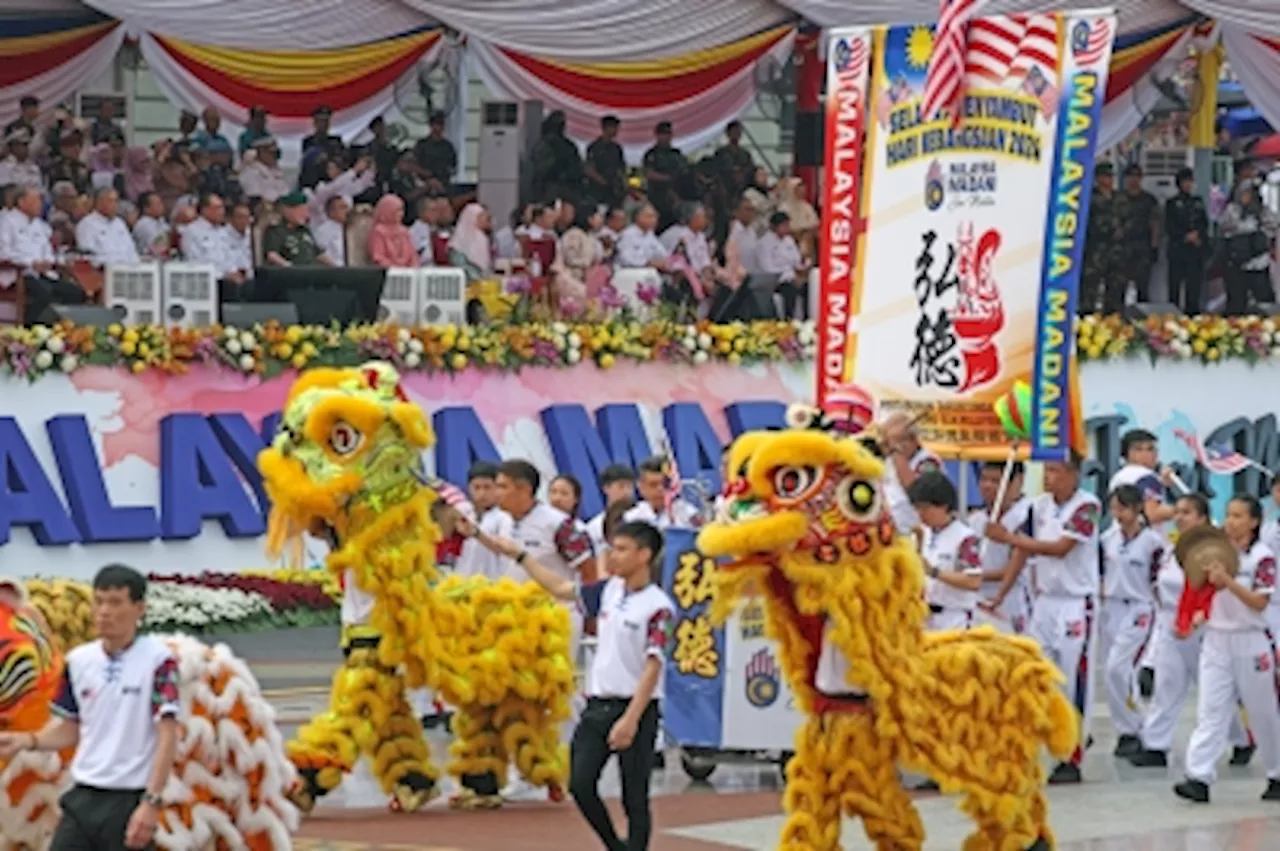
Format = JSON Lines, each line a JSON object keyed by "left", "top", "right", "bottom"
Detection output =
{"left": 0, "top": 14, "right": 125, "bottom": 128}
{"left": 147, "top": 28, "right": 442, "bottom": 118}
{"left": 1105, "top": 16, "right": 1198, "bottom": 103}
{"left": 472, "top": 24, "right": 796, "bottom": 153}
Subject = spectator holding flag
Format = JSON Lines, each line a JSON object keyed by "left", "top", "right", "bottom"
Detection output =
{"left": 624, "top": 455, "right": 699, "bottom": 529}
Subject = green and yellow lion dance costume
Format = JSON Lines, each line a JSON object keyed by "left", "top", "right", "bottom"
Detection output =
{"left": 696, "top": 405, "right": 1078, "bottom": 851}
{"left": 258, "top": 361, "right": 574, "bottom": 813}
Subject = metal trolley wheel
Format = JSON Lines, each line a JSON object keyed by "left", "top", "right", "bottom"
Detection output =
{"left": 679, "top": 747, "right": 718, "bottom": 782}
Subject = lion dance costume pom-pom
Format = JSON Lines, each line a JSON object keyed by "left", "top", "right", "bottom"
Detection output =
{"left": 1, "top": 581, "right": 298, "bottom": 850}
{"left": 257, "top": 361, "right": 574, "bottom": 815}
{"left": 696, "top": 404, "right": 1078, "bottom": 851}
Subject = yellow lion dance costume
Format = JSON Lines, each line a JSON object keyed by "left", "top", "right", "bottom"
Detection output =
{"left": 696, "top": 406, "right": 1078, "bottom": 851}
{"left": 0, "top": 579, "right": 297, "bottom": 850}
{"left": 257, "top": 361, "right": 574, "bottom": 814}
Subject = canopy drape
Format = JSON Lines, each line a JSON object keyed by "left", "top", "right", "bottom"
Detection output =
{"left": 0, "top": 13, "right": 126, "bottom": 128}
{"left": 471, "top": 25, "right": 795, "bottom": 156}
{"left": 1221, "top": 27, "right": 1280, "bottom": 143}
{"left": 1096, "top": 17, "right": 1199, "bottom": 152}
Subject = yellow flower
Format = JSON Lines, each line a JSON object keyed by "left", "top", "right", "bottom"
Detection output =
{"left": 1206, "top": 347, "right": 1219, "bottom": 361}
{"left": 1192, "top": 339, "right": 1206, "bottom": 355}
{"left": 301, "top": 342, "right": 318, "bottom": 357}
{"left": 277, "top": 342, "right": 294, "bottom": 359}
{"left": 727, "top": 352, "right": 741, "bottom": 366}
{"left": 451, "top": 353, "right": 468, "bottom": 370}
{"left": 138, "top": 342, "right": 151, "bottom": 357}
{"left": 598, "top": 353, "right": 616, "bottom": 369}
{"left": 455, "top": 336, "right": 472, "bottom": 352}
{"left": 120, "top": 340, "right": 137, "bottom": 356}
{"left": 107, "top": 323, "right": 123, "bottom": 338}
{"left": 285, "top": 325, "right": 304, "bottom": 344}
{"left": 130, "top": 360, "right": 146, "bottom": 374}
{"left": 122, "top": 328, "right": 139, "bottom": 344}
{"left": 291, "top": 353, "right": 308, "bottom": 370}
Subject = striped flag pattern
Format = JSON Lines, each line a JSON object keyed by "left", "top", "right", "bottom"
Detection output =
{"left": 922, "top": 0, "right": 985, "bottom": 123}
{"left": 1073, "top": 18, "right": 1112, "bottom": 67}
{"left": 1173, "top": 429, "right": 1255, "bottom": 476}
{"left": 823, "top": 382, "right": 878, "bottom": 434}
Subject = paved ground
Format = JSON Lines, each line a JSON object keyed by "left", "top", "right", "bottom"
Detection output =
{"left": 220, "top": 628, "right": 1280, "bottom": 850}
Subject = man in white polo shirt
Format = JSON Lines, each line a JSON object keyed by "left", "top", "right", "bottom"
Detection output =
{"left": 0, "top": 564, "right": 179, "bottom": 851}
{"left": 624, "top": 456, "right": 699, "bottom": 529}
{"left": 480, "top": 519, "right": 673, "bottom": 851}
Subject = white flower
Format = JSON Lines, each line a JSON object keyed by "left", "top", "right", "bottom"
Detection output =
{"left": 697, "top": 332, "right": 713, "bottom": 350}
{"left": 567, "top": 332, "right": 582, "bottom": 349}
{"left": 407, "top": 338, "right": 424, "bottom": 354}
{"left": 224, "top": 327, "right": 238, "bottom": 340}
{"left": 396, "top": 328, "right": 411, "bottom": 343}
{"left": 143, "top": 583, "right": 273, "bottom": 632}
{"left": 225, "top": 338, "right": 243, "bottom": 355}
{"left": 693, "top": 350, "right": 709, "bottom": 365}
{"left": 239, "top": 354, "right": 255, "bottom": 372}
{"left": 44, "top": 336, "right": 65, "bottom": 355}
{"left": 567, "top": 348, "right": 581, "bottom": 364}
{"left": 31, "top": 325, "right": 50, "bottom": 341}
{"left": 239, "top": 332, "right": 256, "bottom": 350}
{"left": 404, "top": 352, "right": 422, "bottom": 368}
{"left": 552, "top": 321, "right": 569, "bottom": 336}
{"left": 682, "top": 336, "right": 697, "bottom": 352}
{"left": 1263, "top": 319, "right": 1275, "bottom": 334}
{"left": 797, "top": 321, "right": 816, "bottom": 345}
{"left": 552, "top": 334, "right": 567, "bottom": 351}
{"left": 34, "top": 350, "right": 53, "bottom": 370}
{"left": 59, "top": 354, "right": 78, "bottom": 373}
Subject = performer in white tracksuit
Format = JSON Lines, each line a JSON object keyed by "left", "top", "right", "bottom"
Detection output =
{"left": 1175, "top": 495, "right": 1280, "bottom": 804}
{"left": 1100, "top": 485, "right": 1166, "bottom": 756}
{"left": 1130, "top": 493, "right": 1255, "bottom": 767}
{"left": 910, "top": 471, "right": 983, "bottom": 631}
{"left": 986, "top": 454, "right": 1100, "bottom": 785}
{"left": 969, "top": 461, "right": 1034, "bottom": 634}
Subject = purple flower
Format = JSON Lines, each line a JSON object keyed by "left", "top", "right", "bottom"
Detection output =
{"left": 560, "top": 298, "right": 584, "bottom": 319}
{"left": 598, "top": 285, "right": 626, "bottom": 310}
{"left": 636, "top": 283, "right": 659, "bottom": 306}
{"left": 506, "top": 275, "right": 532, "bottom": 295}
{"left": 532, "top": 338, "right": 559, "bottom": 361}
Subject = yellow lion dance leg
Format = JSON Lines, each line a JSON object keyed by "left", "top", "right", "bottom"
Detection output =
{"left": 831, "top": 713, "right": 925, "bottom": 851}
{"left": 371, "top": 672, "right": 440, "bottom": 812}
{"left": 448, "top": 705, "right": 507, "bottom": 809}
{"left": 496, "top": 697, "right": 569, "bottom": 799}
{"left": 779, "top": 717, "right": 843, "bottom": 851}
{"left": 958, "top": 786, "right": 1052, "bottom": 851}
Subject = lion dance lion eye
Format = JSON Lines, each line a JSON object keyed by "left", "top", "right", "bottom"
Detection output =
{"left": 329, "top": 422, "right": 363, "bottom": 456}
{"left": 837, "top": 477, "right": 882, "bottom": 522}
{"left": 773, "top": 466, "right": 816, "bottom": 500}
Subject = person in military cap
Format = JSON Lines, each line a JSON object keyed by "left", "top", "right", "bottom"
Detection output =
{"left": 643, "top": 121, "right": 687, "bottom": 232}
{"left": 411, "top": 111, "right": 458, "bottom": 196}
{"left": 262, "top": 192, "right": 335, "bottom": 268}
{"left": 0, "top": 127, "right": 42, "bottom": 191}
{"left": 1120, "top": 163, "right": 1161, "bottom": 304}
{"left": 1081, "top": 161, "right": 1129, "bottom": 315}
{"left": 1164, "top": 167, "right": 1209, "bottom": 313}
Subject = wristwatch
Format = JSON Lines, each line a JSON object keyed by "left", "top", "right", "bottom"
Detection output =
{"left": 928, "top": 565, "right": 940, "bottom": 579}
{"left": 141, "top": 792, "right": 163, "bottom": 807}
{"left": 516, "top": 551, "right": 529, "bottom": 565}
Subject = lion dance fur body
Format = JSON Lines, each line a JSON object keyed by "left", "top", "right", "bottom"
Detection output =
{"left": 257, "top": 361, "right": 574, "bottom": 813}
{"left": 696, "top": 412, "right": 1078, "bottom": 851}
{"left": 0, "top": 580, "right": 298, "bottom": 850}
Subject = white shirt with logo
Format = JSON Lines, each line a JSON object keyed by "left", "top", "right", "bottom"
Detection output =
{"left": 922, "top": 518, "right": 983, "bottom": 611}
{"left": 456, "top": 506, "right": 516, "bottom": 581}
{"left": 1101, "top": 525, "right": 1166, "bottom": 603}
{"left": 1208, "top": 541, "right": 1276, "bottom": 633}
{"left": 1107, "top": 464, "right": 1165, "bottom": 502}
{"left": 623, "top": 498, "right": 699, "bottom": 531}
{"left": 508, "top": 502, "right": 595, "bottom": 589}
{"left": 75, "top": 211, "right": 140, "bottom": 265}
{"left": 580, "top": 577, "right": 674, "bottom": 699}
{"left": 883, "top": 448, "right": 942, "bottom": 535}
{"left": 967, "top": 496, "right": 1033, "bottom": 600}
{"left": 1028, "top": 490, "right": 1101, "bottom": 598}
{"left": 53, "top": 635, "right": 180, "bottom": 790}
{"left": 182, "top": 217, "right": 239, "bottom": 277}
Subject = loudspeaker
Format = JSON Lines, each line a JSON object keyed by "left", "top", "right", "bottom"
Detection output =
{"left": 221, "top": 302, "right": 300, "bottom": 327}
{"left": 1124, "top": 302, "right": 1183, "bottom": 321}
{"left": 48, "top": 304, "right": 124, "bottom": 328}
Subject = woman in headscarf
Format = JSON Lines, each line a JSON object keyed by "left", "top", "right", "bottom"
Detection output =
{"left": 553, "top": 204, "right": 608, "bottom": 304}
{"left": 368, "top": 195, "right": 419, "bottom": 268}
{"left": 1220, "top": 180, "right": 1277, "bottom": 314}
{"left": 449, "top": 202, "right": 494, "bottom": 281}
{"left": 743, "top": 166, "right": 773, "bottom": 234}
{"left": 772, "top": 175, "right": 820, "bottom": 263}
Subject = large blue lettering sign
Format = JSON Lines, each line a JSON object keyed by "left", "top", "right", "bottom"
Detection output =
{"left": 0, "top": 398, "right": 791, "bottom": 545}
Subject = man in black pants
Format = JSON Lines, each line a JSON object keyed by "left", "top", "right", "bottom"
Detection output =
{"left": 0, "top": 565, "right": 179, "bottom": 850}
{"left": 474, "top": 519, "right": 673, "bottom": 851}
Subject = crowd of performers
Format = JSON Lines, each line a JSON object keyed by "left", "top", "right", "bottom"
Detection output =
{"left": 879, "top": 414, "right": 1280, "bottom": 803}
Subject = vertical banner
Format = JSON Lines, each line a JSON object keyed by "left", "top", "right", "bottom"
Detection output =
{"left": 816, "top": 27, "right": 873, "bottom": 411}
{"left": 661, "top": 528, "right": 725, "bottom": 748}
{"left": 820, "top": 11, "right": 1115, "bottom": 460}
{"left": 719, "top": 595, "right": 803, "bottom": 750}
{"left": 1031, "top": 13, "right": 1115, "bottom": 460}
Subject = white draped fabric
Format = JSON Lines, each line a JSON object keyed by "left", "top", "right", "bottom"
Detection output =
{"left": 775, "top": 0, "right": 1191, "bottom": 34}
{"left": 81, "top": 0, "right": 432, "bottom": 48}
{"left": 0, "top": 24, "right": 126, "bottom": 129}
{"left": 138, "top": 33, "right": 443, "bottom": 163}
{"left": 1222, "top": 26, "right": 1280, "bottom": 139}
{"left": 1184, "top": 2, "right": 1280, "bottom": 35}
{"left": 400, "top": 0, "right": 792, "bottom": 60}
{"left": 469, "top": 32, "right": 795, "bottom": 158}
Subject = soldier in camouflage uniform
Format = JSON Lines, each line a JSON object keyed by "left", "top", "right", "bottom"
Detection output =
{"left": 1081, "top": 162, "right": 1129, "bottom": 315}
{"left": 1120, "top": 163, "right": 1161, "bottom": 304}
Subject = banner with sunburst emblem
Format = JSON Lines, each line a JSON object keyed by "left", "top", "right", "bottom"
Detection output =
{"left": 819, "top": 11, "right": 1115, "bottom": 462}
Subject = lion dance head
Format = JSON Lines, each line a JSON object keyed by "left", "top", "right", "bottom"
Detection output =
{"left": 697, "top": 404, "right": 928, "bottom": 708}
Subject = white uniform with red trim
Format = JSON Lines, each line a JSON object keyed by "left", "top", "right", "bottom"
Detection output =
{"left": 922, "top": 519, "right": 983, "bottom": 631}
{"left": 1141, "top": 548, "right": 1253, "bottom": 753}
{"left": 1025, "top": 489, "right": 1102, "bottom": 766}
{"left": 1100, "top": 524, "right": 1164, "bottom": 737}
{"left": 1185, "top": 541, "right": 1280, "bottom": 784}
{"left": 883, "top": 448, "right": 942, "bottom": 536}
{"left": 968, "top": 496, "right": 1034, "bottom": 634}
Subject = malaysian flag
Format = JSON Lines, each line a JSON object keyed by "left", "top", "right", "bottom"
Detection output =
{"left": 823, "top": 382, "right": 878, "bottom": 435}
{"left": 660, "top": 442, "right": 683, "bottom": 517}
{"left": 1072, "top": 18, "right": 1112, "bottom": 67}
{"left": 961, "top": 12, "right": 1059, "bottom": 119}
{"left": 922, "top": 0, "right": 987, "bottom": 124}
{"left": 1173, "top": 429, "right": 1255, "bottom": 476}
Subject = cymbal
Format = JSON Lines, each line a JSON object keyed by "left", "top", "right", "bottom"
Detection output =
{"left": 1174, "top": 525, "right": 1239, "bottom": 589}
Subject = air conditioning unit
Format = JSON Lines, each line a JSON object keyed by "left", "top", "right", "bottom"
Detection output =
{"left": 420, "top": 267, "right": 467, "bottom": 326}
{"left": 478, "top": 100, "right": 543, "bottom": 231}
{"left": 103, "top": 262, "right": 162, "bottom": 325}
{"left": 162, "top": 263, "right": 218, "bottom": 329}
{"left": 379, "top": 267, "right": 419, "bottom": 325}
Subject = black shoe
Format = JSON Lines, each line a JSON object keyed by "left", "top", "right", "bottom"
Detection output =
{"left": 1173, "top": 778, "right": 1210, "bottom": 803}
{"left": 1048, "top": 762, "right": 1081, "bottom": 785}
{"left": 1263, "top": 779, "right": 1280, "bottom": 801}
{"left": 1114, "top": 734, "right": 1142, "bottom": 757}
{"left": 1137, "top": 667, "right": 1155, "bottom": 699}
{"left": 1230, "top": 745, "right": 1256, "bottom": 766}
{"left": 1026, "top": 837, "right": 1050, "bottom": 851}
{"left": 1086, "top": 735, "right": 1095, "bottom": 750}
{"left": 914, "top": 779, "right": 940, "bottom": 792}
{"left": 1127, "top": 748, "right": 1168, "bottom": 768}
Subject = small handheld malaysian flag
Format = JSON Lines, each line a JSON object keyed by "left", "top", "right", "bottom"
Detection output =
{"left": 1173, "top": 429, "right": 1268, "bottom": 477}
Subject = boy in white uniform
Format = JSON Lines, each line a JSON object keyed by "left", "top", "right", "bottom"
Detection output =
{"left": 880, "top": 412, "right": 943, "bottom": 537}
{"left": 586, "top": 463, "right": 637, "bottom": 554}
{"left": 1175, "top": 495, "right": 1280, "bottom": 803}
{"left": 969, "top": 461, "right": 1034, "bottom": 633}
{"left": 986, "top": 454, "right": 1101, "bottom": 785}
{"left": 1099, "top": 485, "right": 1166, "bottom": 756}
{"left": 910, "top": 471, "right": 983, "bottom": 631}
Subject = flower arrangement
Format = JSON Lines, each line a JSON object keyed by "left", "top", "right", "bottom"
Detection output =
{"left": 1077, "top": 314, "right": 1280, "bottom": 364}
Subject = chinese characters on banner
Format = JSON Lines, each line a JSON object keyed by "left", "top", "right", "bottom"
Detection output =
{"left": 819, "top": 13, "right": 1115, "bottom": 460}
{"left": 660, "top": 528, "right": 726, "bottom": 747}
